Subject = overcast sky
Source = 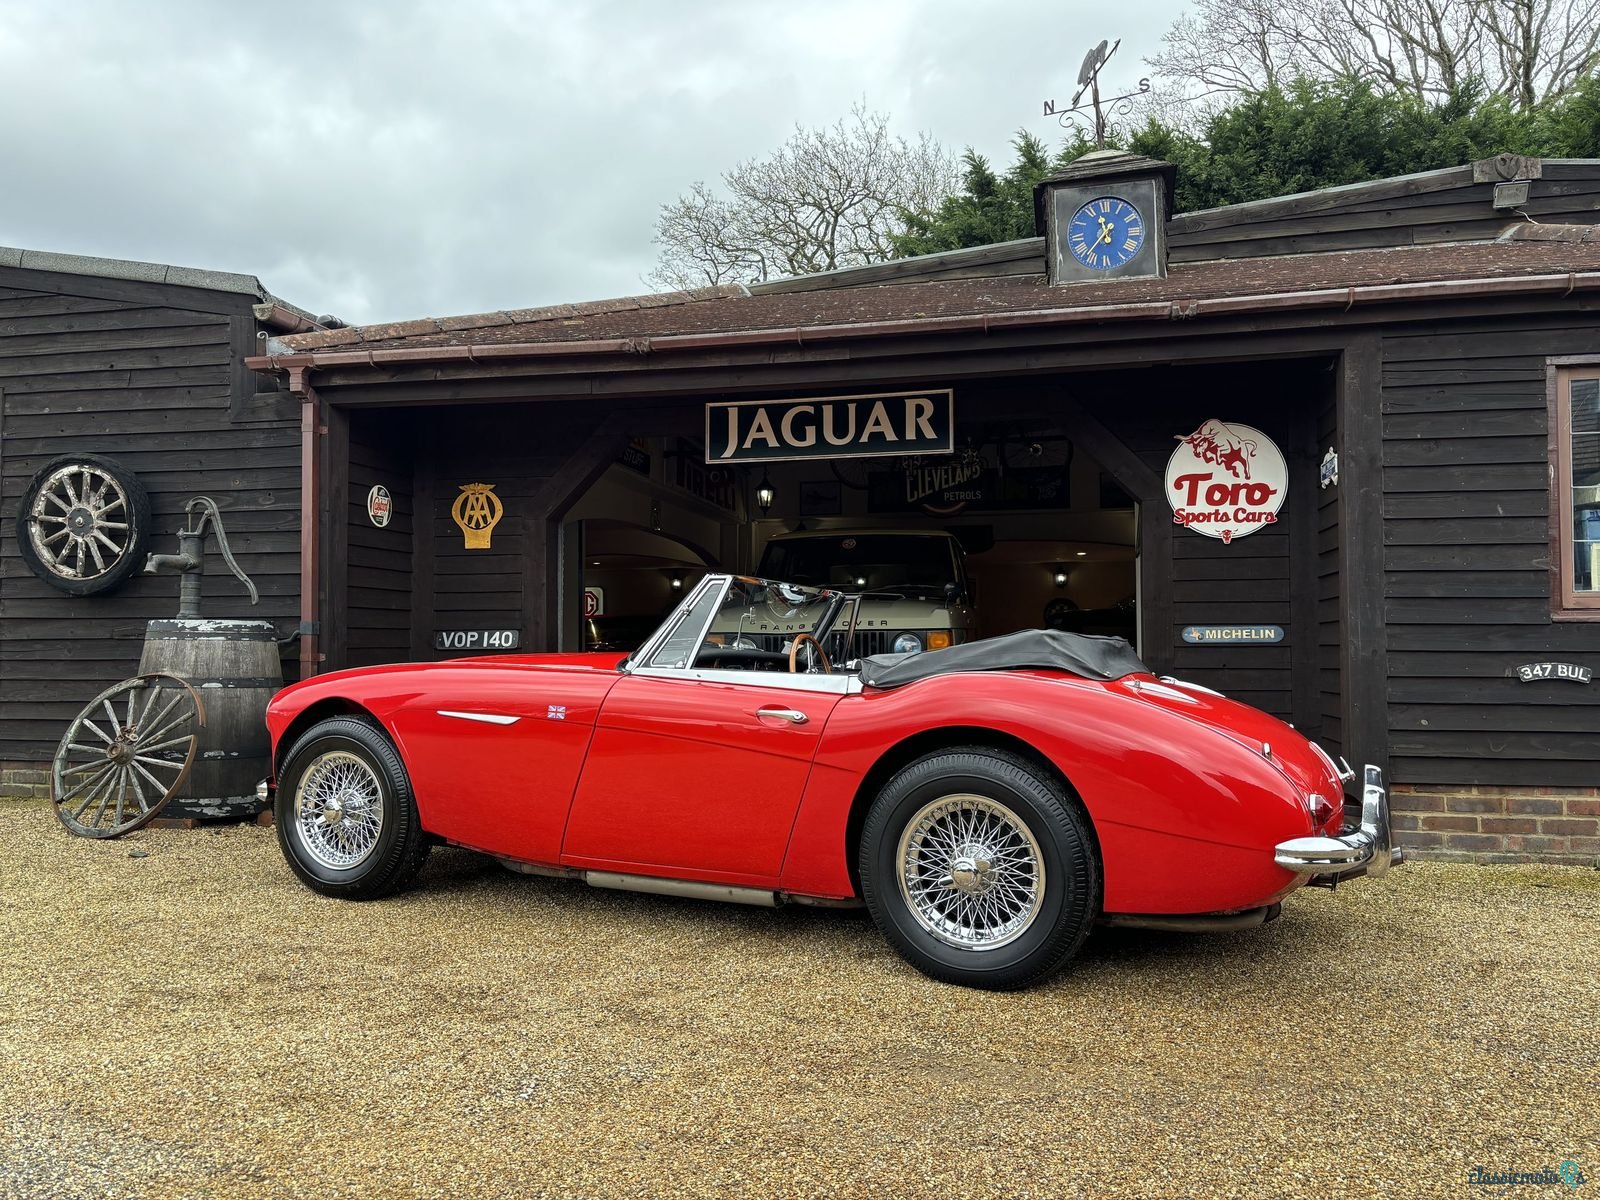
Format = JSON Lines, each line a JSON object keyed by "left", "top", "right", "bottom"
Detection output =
{"left": 0, "top": 0, "right": 1188, "bottom": 325}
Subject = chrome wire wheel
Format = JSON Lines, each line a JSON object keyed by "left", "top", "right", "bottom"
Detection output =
{"left": 294, "top": 751, "right": 385, "bottom": 870}
{"left": 896, "top": 793, "right": 1045, "bottom": 950}
{"left": 28, "top": 461, "right": 135, "bottom": 583}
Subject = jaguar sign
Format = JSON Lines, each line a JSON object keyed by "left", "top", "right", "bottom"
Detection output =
{"left": 1165, "top": 419, "right": 1287, "bottom": 545}
{"left": 706, "top": 390, "right": 954, "bottom": 464}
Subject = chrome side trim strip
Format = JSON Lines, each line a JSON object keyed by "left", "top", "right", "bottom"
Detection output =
{"left": 1100, "top": 904, "right": 1280, "bottom": 932}
{"left": 629, "top": 665, "right": 861, "bottom": 694}
{"left": 437, "top": 710, "right": 521, "bottom": 726}
{"left": 583, "top": 871, "right": 779, "bottom": 907}
{"left": 1157, "top": 675, "right": 1225, "bottom": 697}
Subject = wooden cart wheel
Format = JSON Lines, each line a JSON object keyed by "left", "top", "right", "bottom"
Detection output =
{"left": 51, "top": 673, "right": 206, "bottom": 839}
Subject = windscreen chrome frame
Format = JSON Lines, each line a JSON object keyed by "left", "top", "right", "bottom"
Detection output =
{"left": 621, "top": 574, "right": 853, "bottom": 682}
{"left": 622, "top": 574, "right": 730, "bottom": 673}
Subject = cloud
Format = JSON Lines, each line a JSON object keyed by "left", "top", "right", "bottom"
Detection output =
{"left": 0, "top": 0, "right": 1185, "bottom": 324}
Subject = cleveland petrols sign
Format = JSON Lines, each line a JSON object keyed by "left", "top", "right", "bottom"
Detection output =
{"left": 706, "top": 390, "right": 954, "bottom": 464}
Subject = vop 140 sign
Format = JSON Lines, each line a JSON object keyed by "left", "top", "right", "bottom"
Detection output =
{"left": 1166, "top": 419, "right": 1287, "bottom": 545}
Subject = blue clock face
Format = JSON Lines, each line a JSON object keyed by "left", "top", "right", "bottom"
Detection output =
{"left": 1067, "top": 196, "right": 1145, "bottom": 271}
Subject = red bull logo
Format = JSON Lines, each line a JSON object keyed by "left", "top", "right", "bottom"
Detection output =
{"left": 1180, "top": 418, "right": 1259, "bottom": 480}
{"left": 1165, "top": 420, "right": 1287, "bottom": 545}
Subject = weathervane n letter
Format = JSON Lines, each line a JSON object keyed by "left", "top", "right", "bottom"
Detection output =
{"left": 1041, "top": 38, "right": 1150, "bottom": 148}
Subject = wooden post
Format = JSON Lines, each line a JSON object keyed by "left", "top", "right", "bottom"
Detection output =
{"left": 1337, "top": 336, "right": 1389, "bottom": 777}
{"left": 290, "top": 367, "right": 323, "bottom": 678}
{"left": 409, "top": 431, "right": 437, "bottom": 661}
{"left": 321, "top": 404, "right": 350, "bottom": 673}
{"left": 519, "top": 411, "right": 634, "bottom": 652}
{"left": 1288, "top": 396, "right": 1323, "bottom": 740}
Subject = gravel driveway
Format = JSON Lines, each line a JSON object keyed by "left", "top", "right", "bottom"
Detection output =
{"left": 1, "top": 799, "right": 1595, "bottom": 1200}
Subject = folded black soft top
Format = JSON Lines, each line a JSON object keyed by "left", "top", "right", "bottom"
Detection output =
{"left": 857, "top": 628, "right": 1149, "bottom": 689}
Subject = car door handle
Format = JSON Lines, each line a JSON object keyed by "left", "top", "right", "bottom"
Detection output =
{"left": 755, "top": 707, "right": 808, "bottom": 725}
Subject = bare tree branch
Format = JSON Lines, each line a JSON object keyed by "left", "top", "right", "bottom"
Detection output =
{"left": 1148, "top": 0, "right": 1600, "bottom": 111}
{"left": 648, "top": 105, "right": 957, "bottom": 291}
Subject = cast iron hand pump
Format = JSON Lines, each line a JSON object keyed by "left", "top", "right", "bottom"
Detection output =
{"left": 144, "top": 497, "right": 259, "bottom": 619}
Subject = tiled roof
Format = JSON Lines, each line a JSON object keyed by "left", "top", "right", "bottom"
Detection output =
{"left": 276, "top": 240, "right": 1600, "bottom": 356}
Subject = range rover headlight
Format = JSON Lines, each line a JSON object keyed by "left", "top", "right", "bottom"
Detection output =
{"left": 893, "top": 633, "right": 923, "bottom": 654}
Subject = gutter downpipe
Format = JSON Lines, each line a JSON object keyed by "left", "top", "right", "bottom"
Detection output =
{"left": 286, "top": 365, "right": 323, "bottom": 679}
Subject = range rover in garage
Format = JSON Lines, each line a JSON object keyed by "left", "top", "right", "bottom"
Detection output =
{"left": 755, "top": 529, "right": 976, "bottom": 656}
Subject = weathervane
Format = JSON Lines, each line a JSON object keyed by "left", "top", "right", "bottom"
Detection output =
{"left": 1042, "top": 39, "right": 1150, "bottom": 148}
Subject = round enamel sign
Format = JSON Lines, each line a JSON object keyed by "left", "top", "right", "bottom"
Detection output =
{"left": 367, "top": 484, "right": 393, "bottom": 528}
{"left": 1165, "top": 420, "right": 1286, "bottom": 545}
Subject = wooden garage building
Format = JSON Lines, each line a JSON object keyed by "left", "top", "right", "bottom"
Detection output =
{"left": 4, "top": 153, "right": 1597, "bottom": 865}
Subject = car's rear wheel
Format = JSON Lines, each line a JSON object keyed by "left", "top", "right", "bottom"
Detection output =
{"left": 274, "top": 717, "right": 429, "bottom": 900}
{"left": 859, "top": 746, "right": 1100, "bottom": 990}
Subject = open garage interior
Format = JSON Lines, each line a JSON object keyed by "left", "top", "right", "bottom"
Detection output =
{"left": 334, "top": 353, "right": 1335, "bottom": 735}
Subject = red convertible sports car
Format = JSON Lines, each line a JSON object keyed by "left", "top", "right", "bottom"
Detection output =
{"left": 264, "top": 574, "right": 1400, "bottom": 990}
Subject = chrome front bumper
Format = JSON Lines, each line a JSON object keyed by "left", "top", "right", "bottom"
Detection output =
{"left": 1274, "top": 764, "right": 1404, "bottom": 881}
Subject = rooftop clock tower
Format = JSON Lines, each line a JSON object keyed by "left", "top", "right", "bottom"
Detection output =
{"left": 1034, "top": 150, "right": 1176, "bottom": 286}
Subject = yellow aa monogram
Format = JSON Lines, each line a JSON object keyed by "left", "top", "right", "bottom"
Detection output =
{"left": 451, "top": 483, "right": 504, "bottom": 550}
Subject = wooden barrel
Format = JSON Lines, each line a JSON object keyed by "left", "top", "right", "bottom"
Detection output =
{"left": 138, "top": 619, "right": 282, "bottom": 820}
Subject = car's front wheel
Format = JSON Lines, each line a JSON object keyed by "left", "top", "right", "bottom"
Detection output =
{"left": 859, "top": 747, "right": 1100, "bottom": 990}
{"left": 274, "top": 717, "right": 430, "bottom": 900}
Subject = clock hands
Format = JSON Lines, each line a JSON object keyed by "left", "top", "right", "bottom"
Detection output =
{"left": 1074, "top": 202, "right": 1140, "bottom": 268}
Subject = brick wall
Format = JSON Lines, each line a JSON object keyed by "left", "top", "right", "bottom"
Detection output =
{"left": 1392, "top": 784, "right": 1600, "bottom": 867}
{"left": 0, "top": 762, "right": 50, "bottom": 800}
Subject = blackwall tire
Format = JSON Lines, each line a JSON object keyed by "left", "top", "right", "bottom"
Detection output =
{"left": 16, "top": 453, "right": 151, "bottom": 597}
{"left": 274, "top": 717, "right": 430, "bottom": 900}
{"left": 859, "top": 747, "right": 1100, "bottom": 990}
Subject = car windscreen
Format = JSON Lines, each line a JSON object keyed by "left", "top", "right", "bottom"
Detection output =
{"left": 758, "top": 536, "right": 955, "bottom": 598}
{"left": 707, "top": 579, "right": 836, "bottom": 647}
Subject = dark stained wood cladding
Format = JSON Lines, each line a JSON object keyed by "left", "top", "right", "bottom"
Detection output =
{"left": 1072, "top": 361, "right": 1322, "bottom": 727}
{"left": 1380, "top": 314, "right": 1600, "bottom": 787}
{"left": 0, "top": 268, "right": 297, "bottom": 762}
{"left": 343, "top": 411, "right": 415, "bottom": 668}
{"left": 408, "top": 401, "right": 615, "bottom": 658}
{"left": 1170, "top": 165, "right": 1600, "bottom": 262}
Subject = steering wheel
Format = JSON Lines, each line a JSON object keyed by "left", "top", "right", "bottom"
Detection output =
{"left": 788, "top": 634, "right": 832, "bottom": 675}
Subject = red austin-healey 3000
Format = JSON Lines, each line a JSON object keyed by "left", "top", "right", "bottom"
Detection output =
{"left": 263, "top": 575, "right": 1400, "bottom": 990}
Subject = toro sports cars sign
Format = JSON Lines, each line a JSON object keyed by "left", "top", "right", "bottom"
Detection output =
{"left": 706, "top": 390, "right": 954, "bottom": 464}
{"left": 1166, "top": 419, "right": 1287, "bottom": 545}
